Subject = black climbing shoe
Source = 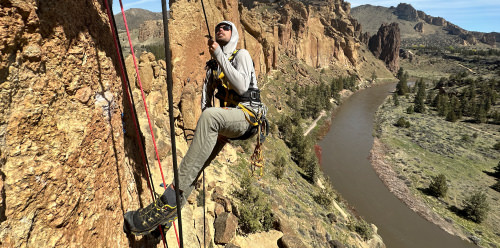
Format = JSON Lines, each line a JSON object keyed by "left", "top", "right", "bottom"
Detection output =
{"left": 123, "top": 187, "right": 178, "bottom": 236}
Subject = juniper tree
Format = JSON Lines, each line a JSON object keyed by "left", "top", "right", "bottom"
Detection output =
{"left": 414, "top": 78, "right": 426, "bottom": 113}
{"left": 462, "top": 191, "right": 490, "bottom": 223}
{"left": 396, "top": 76, "right": 409, "bottom": 96}
{"left": 428, "top": 174, "right": 448, "bottom": 197}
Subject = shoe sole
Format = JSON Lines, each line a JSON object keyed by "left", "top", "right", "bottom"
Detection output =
{"left": 124, "top": 211, "right": 178, "bottom": 236}
{"left": 130, "top": 218, "right": 177, "bottom": 236}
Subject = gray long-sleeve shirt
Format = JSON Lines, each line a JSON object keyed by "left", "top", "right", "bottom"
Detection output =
{"left": 201, "top": 21, "right": 260, "bottom": 114}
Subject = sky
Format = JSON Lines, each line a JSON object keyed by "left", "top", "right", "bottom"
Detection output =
{"left": 112, "top": 0, "right": 500, "bottom": 33}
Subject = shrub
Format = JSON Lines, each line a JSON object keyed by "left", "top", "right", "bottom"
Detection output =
{"left": 272, "top": 156, "right": 286, "bottom": 179}
{"left": 492, "top": 181, "right": 500, "bottom": 193}
{"left": 312, "top": 189, "right": 332, "bottom": 207}
{"left": 428, "top": 174, "right": 448, "bottom": 197}
{"left": 406, "top": 105, "right": 415, "bottom": 114}
{"left": 462, "top": 191, "right": 490, "bottom": 223}
{"left": 395, "top": 117, "right": 410, "bottom": 128}
{"left": 350, "top": 219, "right": 373, "bottom": 241}
{"left": 235, "top": 174, "right": 274, "bottom": 233}
{"left": 393, "top": 93, "right": 400, "bottom": 106}
{"left": 494, "top": 141, "right": 500, "bottom": 151}
{"left": 493, "top": 161, "right": 500, "bottom": 178}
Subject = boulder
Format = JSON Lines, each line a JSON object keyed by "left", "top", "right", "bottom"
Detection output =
{"left": 214, "top": 212, "right": 238, "bottom": 244}
{"left": 277, "top": 234, "right": 306, "bottom": 248}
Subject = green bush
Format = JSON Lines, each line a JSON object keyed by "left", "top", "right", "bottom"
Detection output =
{"left": 494, "top": 141, "right": 500, "bottom": 151}
{"left": 492, "top": 181, "right": 500, "bottom": 193}
{"left": 395, "top": 117, "right": 410, "bottom": 128}
{"left": 406, "top": 105, "right": 415, "bottom": 114}
{"left": 312, "top": 189, "right": 332, "bottom": 207}
{"left": 428, "top": 174, "right": 448, "bottom": 197}
{"left": 302, "top": 153, "right": 319, "bottom": 183}
{"left": 349, "top": 219, "right": 373, "bottom": 241}
{"left": 272, "top": 156, "right": 286, "bottom": 179}
{"left": 393, "top": 93, "right": 400, "bottom": 106}
{"left": 235, "top": 174, "right": 274, "bottom": 233}
{"left": 462, "top": 191, "right": 490, "bottom": 223}
{"left": 493, "top": 161, "right": 500, "bottom": 178}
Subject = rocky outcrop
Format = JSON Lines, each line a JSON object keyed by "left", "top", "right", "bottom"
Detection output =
{"left": 368, "top": 23, "right": 400, "bottom": 73}
{"left": 138, "top": 20, "right": 163, "bottom": 42}
{"left": 478, "top": 32, "right": 497, "bottom": 46}
{"left": 399, "top": 49, "right": 415, "bottom": 62}
{"left": 394, "top": 3, "right": 418, "bottom": 22}
{"left": 414, "top": 22, "right": 424, "bottom": 33}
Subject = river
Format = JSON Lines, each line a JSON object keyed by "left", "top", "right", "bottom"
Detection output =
{"left": 319, "top": 83, "right": 476, "bottom": 248}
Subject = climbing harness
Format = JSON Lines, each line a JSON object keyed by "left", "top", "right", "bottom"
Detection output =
{"left": 208, "top": 49, "right": 270, "bottom": 177}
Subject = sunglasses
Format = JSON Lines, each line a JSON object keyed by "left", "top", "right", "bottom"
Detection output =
{"left": 216, "top": 25, "right": 231, "bottom": 32}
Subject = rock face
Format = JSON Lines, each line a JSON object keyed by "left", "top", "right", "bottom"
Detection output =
{"left": 394, "top": 3, "right": 418, "bottom": 22}
{"left": 368, "top": 23, "right": 400, "bottom": 73}
{"left": 0, "top": 0, "right": 143, "bottom": 247}
{"left": 138, "top": 20, "right": 163, "bottom": 42}
{"left": 414, "top": 22, "right": 424, "bottom": 33}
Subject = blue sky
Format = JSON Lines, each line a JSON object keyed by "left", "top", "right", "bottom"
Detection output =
{"left": 113, "top": 0, "right": 500, "bottom": 33}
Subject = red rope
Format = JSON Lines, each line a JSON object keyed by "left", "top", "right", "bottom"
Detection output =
{"left": 103, "top": 0, "right": 178, "bottom": 247}
{"left": 116, "top": 0, "right": 180, "bottom": 245}
{"left": 103, "top": 0, "right": 154, "bottom": 201}
{"left": 117, "top": 0, "right": 168, "bottom": 189}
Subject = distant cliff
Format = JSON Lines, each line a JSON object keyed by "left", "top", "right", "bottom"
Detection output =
{"left": 352, "top": 3, "right": 498, "bottom": 48}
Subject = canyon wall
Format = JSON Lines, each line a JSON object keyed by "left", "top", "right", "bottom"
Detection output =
{"left": 0, "top": 0, "right": 376, "bottom": 247}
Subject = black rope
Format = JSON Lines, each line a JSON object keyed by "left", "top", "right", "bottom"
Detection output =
{"left": 105, "top": 0, "right": 159, "bottom": 203}
{"left": 160, "top": 1, "right": 184, "bottom": 248}
{"left": 200, "top": 0, "right": 212, "bottom": 39}
{"left": 105, "top": 2, "right": 168, "bottom": 247}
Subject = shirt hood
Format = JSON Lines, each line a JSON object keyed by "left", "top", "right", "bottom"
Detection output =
{"left": 215, "top": 21, "right": 238, "bottom": 57}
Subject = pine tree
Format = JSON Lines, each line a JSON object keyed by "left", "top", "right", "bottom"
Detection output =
{"left": 437, "top": 94, "right": 450, "bottom": 116}
{"left": 396, "top": 67, "right": 405, "bottom": 80}
{"left": 396, "top": 76, "right": 409, "bottom": 95}
{"left": 414, "top": 78, "right": 426, "bottom": 113}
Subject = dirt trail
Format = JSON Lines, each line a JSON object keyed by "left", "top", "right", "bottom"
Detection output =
{"left": 304, "top": 110, "right": 326, "bottom": 136}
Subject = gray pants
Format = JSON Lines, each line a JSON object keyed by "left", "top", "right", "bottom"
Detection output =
{"left": 175, "top": 107, "right": 250, "bottom": 205}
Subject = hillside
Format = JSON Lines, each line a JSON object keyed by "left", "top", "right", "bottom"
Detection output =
{"left": 0, "top": 0, "right": 396, "bottom": 247}
{"left": 352, "top": 3, "right": 499, "bottom": 48}
{"left": 114, "top": 8, "right": 162, "bottom": 31}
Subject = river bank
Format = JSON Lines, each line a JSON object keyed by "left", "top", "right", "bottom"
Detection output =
{"left": 369, "top": 138, "right": 471, "bottom": 241}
